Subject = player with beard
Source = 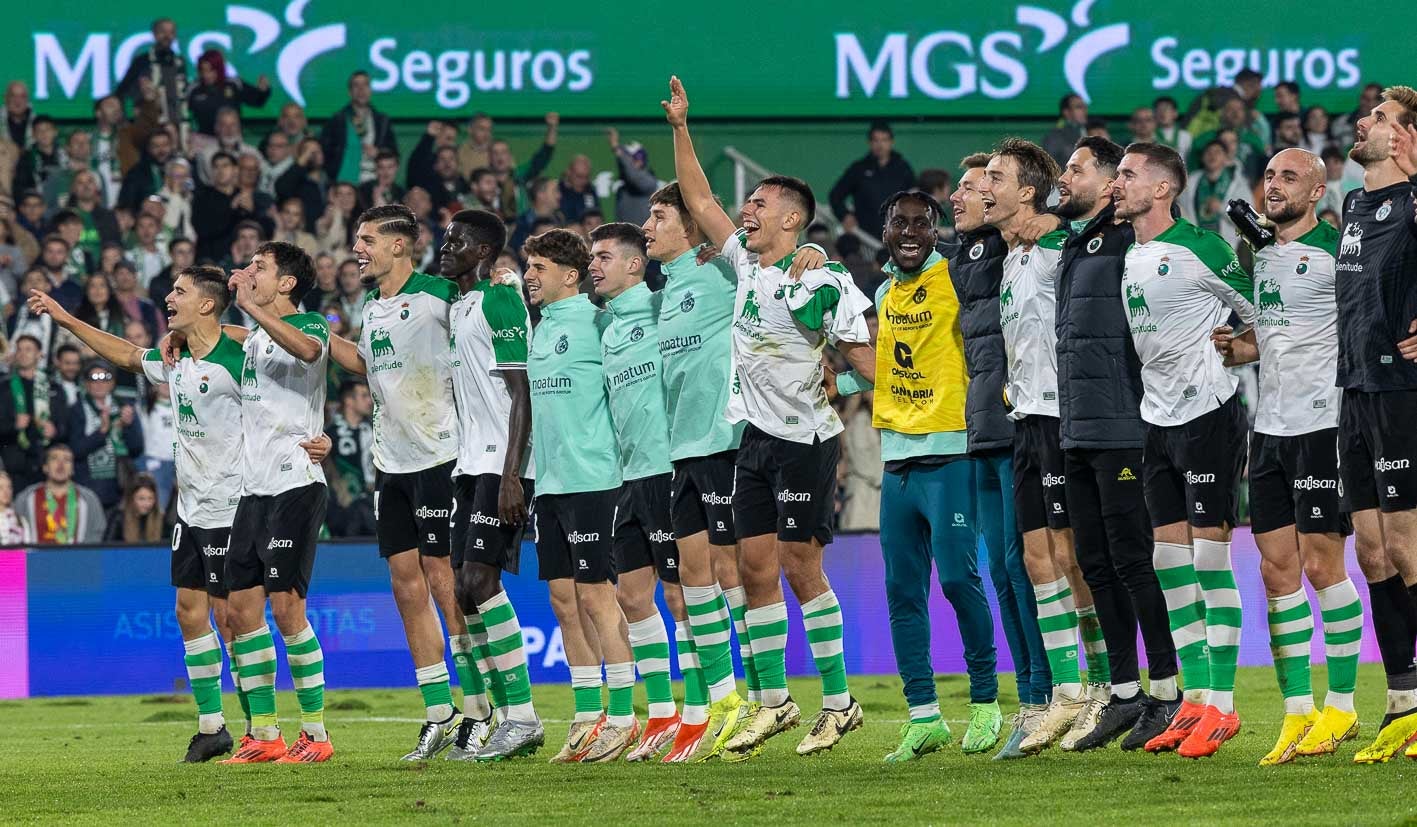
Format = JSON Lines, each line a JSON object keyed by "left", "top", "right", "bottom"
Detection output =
{"left": 946, "top": 154, "right": 1052, "bottom": 760}
{"left": 1114, "top": 143, "right": 1255, "bottom": 758}
{"left": 978, "top": 138, "right": 1107, "bottom": 755}
{"left": 1050, "top": 137, "right": 1182, "bottom": 752}
{"left": 1211, "top": 148, "right": 1363, "bottom": 765}
{"left": 1332, "top": 86, "right": 1417, "bottom": 763}
{"left": 834, "top": 189, "right": 1003, "bottom": 760}
{"left": 436, "top": 209, "right": 545, "bottom": 761}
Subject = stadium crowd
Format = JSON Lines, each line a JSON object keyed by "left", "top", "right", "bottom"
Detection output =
{"left": 0, "top": 18, "right": 1381, "bottom": 545}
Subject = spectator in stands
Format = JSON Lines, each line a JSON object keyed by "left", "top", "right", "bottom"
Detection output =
{"left": 276, "top": 137, "right": 329, "bottom": 234}
{"left": 1301, "top": 106, "right": 1333, "bottom": 155}
{"left": 467, "top": 167, "right": 502, "bottom": 216}
{"left": 335, "top": 258, "right": 365, "bottom": 336}
{"left": 0, "top": 334, "right": 62, "bottom": 489}
{"left": 15, "top": 443, "right": 104, "bottom": 544}
{"left": 318, "top": 181, "right": 359, "bottom": 256}
{"left": 34, "top": 237, "right": 83, "bottom": 309}
{"left": 219, "top": 220, "right": 263, "bottom": 272}
{"left": 234, "top": 154, "right": 274, "bottom": 236}
{"left": 1085, "top": 117, "right": 1111, "bottom": 140}
{"left": 118, "top": 130, "right": 175, "bottom": 212}
{"left": 1317, "top": 147, "right": 1347, "bottom": 219}
{"left": 1128, "top": 105, "right": 1157, "bottom": 143}
{"left": 512, "top": 177, "right": 565, "bottom": 251}
{"left": 60, "top": 171, "right": 121, "bottom": 262}
{"left": 266, "top": 102, "right": 310, "bottom": 153}
{"left": 408, "top": 121, "right": 460, "bottom": 205}
{"left": 0, "top": 470, "right": 28, "bottom": 544}
{"left": 303, "top": 252, "right": 338, "bottom": 312}
{"left": 52, "top": 213, "right": 93, "bottom": 279}
{"left": 196, "top": 107, "right": 262, "bottom": 184}
{"left": 489, "top": 112, "right": 559, "bottom": 218}
{"left": 1153, "top": 95, "right": 1193, "bottom": 161}
{"left": 1272, "top": 114, "right": 1304, "bottom": 152}
{"left": 74, "top": 274, "right": 126, "bottom": 337}
{"left": 187, "top": 50, "right": 271, "bottom": 137}
{"left": 92, "top": 94, "right": 158, "bottom": 187}
{"left": 103, "top": 472, "right": 164, "bottom": 542}
{"left": 324, "top": 379, "right": 376, "bottom": 538}
{"left": 457, "top": 112, "right": 494, "bottom": 180}
{"left": 609, "top": 128, "right": 657, "bottom": 228}
{"left": 51, "top": 344, "right": 82, "bottom": 410}
{"left": 1332, "top": 82, "right": 1382, "bottom": 148}
{"left": 5, "top": 80, "right": 33, "bottom": 147}
{"left": 1271, "top": 81, "right": 1302, "bottom": 128}
{"left": 915, "top": 167, "right": 955, "bottom": 240}
{"left": 69, "top": 359, "right": 143, "bottom": 509}
{"left": 111, "top": 262, "right": 163, "bottom": 341}
{"left": 0, "top": 194, "right": 38, "bottom": 265}
{"left": 274, "top": 197, "right": 320, "bottom": 259}
{"left": 192, "top": 152, "right": 257, "bottom": 262}
{"left": 43, "top": 130, "right": 97, "bottom": 209}
{"left": 1043, "top": 95, "right": 1088, "bottom": 165}
{"left": 1180, "top": 139, "right": 1249, "bottom": 247}
{"left": 16, "top": 192, "right": 45, "bottom": 243}
{"left": 115, "top": 18, "right": 189, "bottom": 131}
{"left": 558, "top": 154, "right": 598, "bottom": 223}
{"left": 259, "top": 130, "right": 294, "bottom": 194}
{"left": 13, "top": 116, "right": 61, "bottom": 195}
{"left": 1190, "top": 96, "right": 1266, "bottom": 179}
{"left": 830, "top": 121, "right": 915, "bottom": 238}
{"left": 356, "top": 149, "right": 404, "bottom": 211}
{"left": 0, "top": 207, "right": 28, "bottom": 305}
{"left": 320, "top": 70, "right": 398, "bottom": 185}
{"left": 147, "top": 237, "right": 192, "bottom": 308}
{"left": 127, "top": 212, "right": 169, "bottom": 287}
{"left": 138, "top": 382, "right": 174, "bottom": 507}
{"left": 155, "top": 157, "right": 194, "bottom": 240}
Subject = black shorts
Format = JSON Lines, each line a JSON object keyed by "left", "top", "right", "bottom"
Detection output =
{"left": 171, "top": 521, "right": 232, "bottom": 598}
{"left": 1250, "top": 429, "right": 1352, "bottom": 536}
{"left": 1339, "top": 389, "right": 1417, "bottom": 513}
{"left": 1012, "top": 415, "right": 1070, "bottom": 533}
{"left": 614, "top": 474, "right": 680, "bottom": 582}
{"left": 533, "top": 488, "right": 617, "bottom": 584}
{"left": 732, "top": 425, "right": 837, "bottom": 545}
{"left": 1142, "top": 395, "right": 1247, "bottom": 529}
{"left": 374, "top": 459, "right": 455, "bottom": 558}
{"left": 670, "top": 450, "right": 737, "bottom": 547}
{"left": 451, "top": 474, "right": 533, "bottom": 572}
{"left": 226, "top": 483, "right": 327, "bottom": 597}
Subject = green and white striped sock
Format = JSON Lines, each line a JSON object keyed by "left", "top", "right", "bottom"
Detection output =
{"left": 1267, "top": 589, "right": 1314, "bottom": 716}
{"left": 465, "top": 613, "right": 507, "bottom": 714}
{"left": 628, "top": 615, "right": 676, "bottom": 719}
{"left": 1033, "top": 577, "right": 1082, "bottom": 697}
{"left": 1076, "top": 603, "right": 1111, "bottom": 688}
{"left": 723, "top": 586, "right": 760, "bottom": 703}
{"left": 232, "top": 626, "right": 279, "bottom": 740}
{"left": 801, "top": 590, "right": 850, "bottom": 710}
{"left": 746, "top": 602, "right": 789, "bottom": 707}
{"left": 450, "top": 630, "right": 491, "bottom": 720}
{"left": 570, "top": 665, "right": 604, "bottom": 723}
{"left": 225, "top": 641, "right": 251, "bottom": 735}
{"left": 1194, "top": 539, "right": 1241, "bottom": 714}
{"left": 675, "top": 620, "right": 709, "bottom": 725}
{"left": 183, "top": 631, "right": 224, "bottom": 734}
{"left": 283, "top": 625, "right": 327, "bottom": 740}
{"left": 683, "top": 584, "right": 736, "bottom": 703}
{"left": 477, "top": 592, "right": 536, "bottom": 722}
{"left": 414, "top": 662, "right": 455, "bottom": 723}
{"left": 1317, "top": 579, "right": 1363, "bottom": 713}
{"left": 605, "top": 661, "right": 635, "bottom": 727}
{"left": 1153, "top": 541, "right": 1210, "bottom": 704}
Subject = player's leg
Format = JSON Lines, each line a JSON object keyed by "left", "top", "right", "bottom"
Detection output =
{"left": 974, "top": 451, "right": 1040, "bottom": 712}
{"left": 445, "top": 475, "right": 494, "bottom": 759}
{"left": 211, "top": 596, "right": 251, "bottom": 742}
{"left": 674, "top": 471, "right": 742, "bottom": 721}
{"left": 622, "top": 477, "right": 684, "bottom": 761}
{"left": 415, "top": 464, "right": 471, "bottom": 718}
{"left": 169, "top": 520, "right": 232, "bottom": 762}
{"left": 219, "top": 496, "right": 288, "bottom": 764}
{"left": 1177, "top": 399, "right": 1247, "bottom": 758}
{"left": 1042, "top": 428, "right": 1110, "bottom": 700}
{"left": 570, "top": 488, "right": 637, "bottom": 763}
{"left": 920, "top": 460, "right": 1001, "bottom": 755}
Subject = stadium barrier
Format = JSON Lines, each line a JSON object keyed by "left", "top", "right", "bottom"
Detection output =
{"left": 0, "top": 529, "right": 1380, "bottom": 698}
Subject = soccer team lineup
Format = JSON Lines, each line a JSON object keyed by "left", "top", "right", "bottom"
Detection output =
{"left": 18, "top": 71, "right": 1417, "bottom": 780}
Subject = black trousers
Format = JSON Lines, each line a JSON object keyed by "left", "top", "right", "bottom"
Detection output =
{"left": 1064, "top": 446, "right": 1178, "bottom": 684}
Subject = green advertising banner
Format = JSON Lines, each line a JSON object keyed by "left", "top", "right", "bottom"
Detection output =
{"left": 12, "top": 0, "right": 1409, "bottom": 119}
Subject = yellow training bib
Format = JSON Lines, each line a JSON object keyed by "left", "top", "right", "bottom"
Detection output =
{"left": 872, "top": 258, "right": 969, "bottom": 434}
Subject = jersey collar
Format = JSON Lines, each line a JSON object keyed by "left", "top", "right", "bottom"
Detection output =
{"left": 605, "top": 281, "right": 652, "bottom": 317}
{"left": 883, "top": 250, "right": 943, "bottom": 280}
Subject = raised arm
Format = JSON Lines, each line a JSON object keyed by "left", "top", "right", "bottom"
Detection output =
{"left": 26, "top": 290, "right": 144, "bottom": 373}
{"left": 230, "top": 272, "right": 323, "bottom": 363}
{"left": 662, "top": 76, "right": 736, "bottom": 248}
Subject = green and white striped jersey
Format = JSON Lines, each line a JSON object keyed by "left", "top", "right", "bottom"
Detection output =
{"left": 450, "top": 278, "right": 534, "bottom": 480}
{"left": 1121, "top": 218, "right": 1256, "bottom": 427}
{"left": 1253, "top": 222, "right": 1341, "bottom": 436}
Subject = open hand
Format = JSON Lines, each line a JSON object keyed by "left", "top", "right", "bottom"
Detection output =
{"left": 662, "top": 76, "right": 689, "bottom": 128}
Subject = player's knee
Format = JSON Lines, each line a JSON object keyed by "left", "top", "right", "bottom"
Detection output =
{"left": 615, "top": 590, "right": 653, "bottom": 622}
{"left": 782, "top": 560, "right": 825, "bottom": 599}
{"left": 459, "top": 564, "right": 501, "bottom": 608}
{"left": 173, "top": 595, "right": 209, "bottom": 635}
{"left": 1302, "top": 551, "right": 1343, "bottom": 588}
{"left": 548, "top": 588, "right": 579, "bottom": 624}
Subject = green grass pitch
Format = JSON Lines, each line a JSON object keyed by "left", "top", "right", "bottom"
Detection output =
{"left": 2, "top": 665, "right": 1415, "bottom": 825}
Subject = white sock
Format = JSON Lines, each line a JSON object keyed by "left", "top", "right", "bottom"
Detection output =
{"left": 1150, "top": 676, "right": 1178, "bottom": 702}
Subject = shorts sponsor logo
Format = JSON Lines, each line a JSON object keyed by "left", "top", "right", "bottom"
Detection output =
{"left": 952, "top": 512, "right": 966, "bottom": 527}
{"left": 427, "top": 533, "right": 437, "bottom": 542}
{"left": 1375, "top": 457, "right": 1411, "bottom": 473}
{"left": 566, "top": 531, "right": 600, "bottom": 544}
{"left": 201, "top": 544, "right": 226, "bottom": 558}
{"left": 715, "top": 520, "right": 727, "bottom": 531}
{"left": 268, "top": 538, "right": 293, "bottom": 549}
{"left": 269, "top": 567, "right": 279, "bottom": 577}
{"left": 1293, "top": 476, "right": 1338, "bottom": 491}
{"left": 1042, "top": 473, "right": 1065, "bottom": 487}
{"left": 1184, "top": 471, "right": 1216, "bottom": 485}
{"left": 474, "top": 538, "right": 485, "bottom": 549}
{"left": 1116, "top": 466, "right": 1137, "bottom": 481}
{"left": 209, "top": 572, "right": 218, "bottom": 582}
{"left": 1312, "top": 506, "right": 1323, "bottom": 517}
{"left": 649, "top": 529, "right": 676, "bottom": 543}
{"left": 1052, "top": 502, "right": 1063, "bottom": 513}
{"left": 785, "top": 517, "right": 797, "bottom": 528}
{"left": 777, "top": 489, "right": 812, "bottom": 502}
{"left": 701, "top": 492, "right": 732, "bottom": 506}
{"left": 577, "top": 558, "right": 589, "bottom": 570}
{"left": 415, "top": 506, "right": 451, "bottom": 519}
{"left": 469, "top": 511, "right": 501, "bottom": 527}
{"left": 1387, "top": 485, "right": 1399, "bottom": 498}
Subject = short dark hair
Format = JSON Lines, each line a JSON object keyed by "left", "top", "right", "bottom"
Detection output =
{"left": 755, "top": 175, "right": 815, "bottom": 228}
{"left": 234, "top": 219, "right": 264, "bottom": 239}
{"left": 1274, "top": 113, "right": 1301, "bottom": 129}
{"left": 1084, "top": 117, "right": 1109, "bottom": 132}
{"left": 254, "top": 241, "right": 317, "bottom": 303}
{"left": 42, "top": 233, "right": 70, "bottom": 251}
{"left": 868, "top": 120, "right": 893, "bottom": 139}
{"left": 168, "top": 237, "right": 194, "bottom": 254}
{"left": 1073, "top": 135, "right": 1124, "bottom": 176}
{"left": 588, "top": 222, "right": 647, "bottom": 258}
{"left": 529, "top": 176, "right": 557, "bottom": 198}
{"left": 53, "top": 209, "right": 82, "bottom": 228}
{"left": 449, "top": 208, "right": 507, "bottom": 259}
{"left": 375, "top": 149, "right": 399, "bottom": 164}
{"left": 1152, "top": 95, "right": 1179, "bottom": 110}
{"left": 1123, "top": 141, "right": 1187, "bottom": 196}
{"left": 916, "top": 168, "right": 952, "bottom": 194}
{"left": 992, "top": 138, "right": 1060, "bottom": 212}
{"left": 1059, "top": 93, "right": 1084, "bottom": 114}
{"left": 338, "top": 378, "right": 369, "bottom": 404}
{"left": 649, "top": 182, "right": 694, "bottom": 231}
{"left": 1276, "top": 81, "right": 1301, "bottom": 97}
{"left": 176, "top": 264, "right": 232, "bottom": 316}
{"left": 348, "top": 70, "right": 370, "bottom": 86}
{"left": 211, "top": 151, "right": 237, "bottom": 168}
{"left": 1235, "top": 68, "right": 1262, "bottom": 85}
{"left": 523, "top": 228, "right": 591, "bottom": 276}
{"left": 54, "top": 343, "right": 81, "bottom": 362}
{"left": 469, "top": 167, "right": 495, "bottom": 184}
{"left": 880, "top": 190, "right": 944, "bottom": 226}
{"left": 1320, "top": 146, "right": 1346, "bottom": 164}
{"left": 33, "top": 115, "right": 55, "bottom": 130}
{"left": 357, "top": 204, "right": 419, "bottom": 244}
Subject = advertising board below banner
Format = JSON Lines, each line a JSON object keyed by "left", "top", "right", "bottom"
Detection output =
{"left": 0, "top": 529, "right": 1383, "bottom": 698}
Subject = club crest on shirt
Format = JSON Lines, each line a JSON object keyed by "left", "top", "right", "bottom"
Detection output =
{"left": 1086, "top": 235, "right": 1103, "bottom": 253}
{"left": 1296, "top": 256, "right": 1309, "bottom": 275}
{"left": 399, "top": 301, "right": 411, "bottom": 321}
{"left": 680, "top": 291, "right": 695, "bottom": 313}
{"left": 199, "top": 375, "right": 210, "bottom": 394}
{"left": 1157, "top": 256, "right": 1170, "bottom": 276}
{"left": 912, "top": 285, "right": 927, "bottom": 304}
{"left": 1020, "top": 253, "right": 1030, "bottom": 265}
{"left": 969, "top": 241, "right": 984, "bottom": 260}
{"left": 630, "top": 326, "right": 644, "bottom": 342}
{"left": 1377, "top": 200, "right": 1392, "bottom": 221}
{"left": 555, "top": 334, "right": 569, "bottom": 354}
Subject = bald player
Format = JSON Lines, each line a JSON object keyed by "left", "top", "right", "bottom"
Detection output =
{"left": 1212, "top": 148, "right": 1364, "bottom": 765}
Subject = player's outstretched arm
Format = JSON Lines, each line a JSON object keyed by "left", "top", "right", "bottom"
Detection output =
{"left": 663, "top": 76, "right": 735, "bottom": 248}
{"left": 328, "top": 334, "right": 367, "bottom": 375}
{"left": 498, "top": 369, "right": 532, "bottom": 526}
{"left": 26, "top": 289, "right": 143, "bottom": 373}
